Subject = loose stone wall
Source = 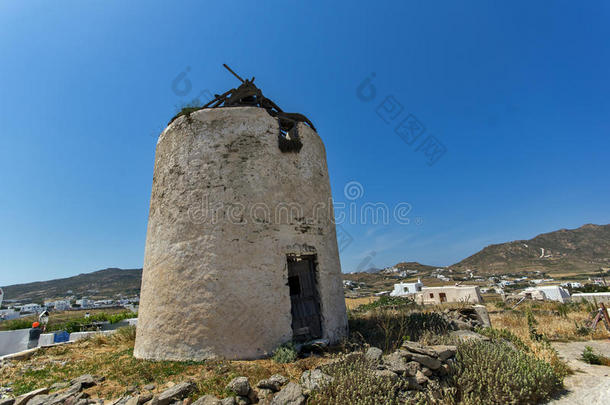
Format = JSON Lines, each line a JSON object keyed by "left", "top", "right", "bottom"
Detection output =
{"left": 134, "top": 107, "right": 348, "bottom": 361}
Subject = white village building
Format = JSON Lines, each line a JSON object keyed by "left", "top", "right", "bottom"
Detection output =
{"left": 76, "top": 298, "right": 95, "bottom": 308}
{"left": 416, "top": 285, "right": 483, "bottom": 305}
{"left": 19, "top": 303, "right": 43, "bottom": 314}
{"left": 390, "top": 279, "right": 424, "bottom": 297}
{"left": 571, "top": 292, "right": 610, "bottom": 304}
{"left": 561, "top": 282, "right": 583, "bottom": 289}
{"left": 518, "top": 285, "right": 570, "bottom": 303}
{"left": 390, "top": 280, "right": 483, "bottom": 305}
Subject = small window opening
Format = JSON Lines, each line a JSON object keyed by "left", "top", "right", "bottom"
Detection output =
{"left": 278, "top": 118, "right": 303, "bottom": 152}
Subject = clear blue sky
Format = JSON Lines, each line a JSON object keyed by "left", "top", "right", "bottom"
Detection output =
{"left": 1, "top": 1, "right": 609, "bottom": 285}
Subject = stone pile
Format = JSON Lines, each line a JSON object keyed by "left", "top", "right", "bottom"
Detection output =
{"left": 367, "top": 341, "right": 457, "bottom": 392}
{"left": 0, "top": 370, "right": 335, "bottom": 405}
{"left": 0, "top": 374, "right": 105, "bottom": 405}
{"left": 443, "top": 306, "right": 489, "bottom": 330}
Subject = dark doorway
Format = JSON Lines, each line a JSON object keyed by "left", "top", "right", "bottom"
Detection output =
{"left": 287, "top": 255, "right": 322, "bottom": 340}
{"left": 439, "top": 292, "right": 447, "bottom": 303}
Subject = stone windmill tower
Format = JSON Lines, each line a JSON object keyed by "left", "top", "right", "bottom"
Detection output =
{"left": 134, "top": 66, "right": 348, "bottom": 361}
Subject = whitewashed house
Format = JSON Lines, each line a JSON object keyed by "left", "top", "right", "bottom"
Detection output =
{"left": 571, "top": 292, "right": 610, "bottom": 304}
{"left": 19, "top": 303, "right": 43, "bottom": 314}
{"left": 519, "top": 286, "right": 570, "bottom": 303}
{"left": 390, "top": 279, "right": 424, "bottom": 297}
{"left": 76, "top": 298, "right": 94, "bottom": 308}
{"left": 561, "top": 282, "right": 583, "bottom": 289}
{"left": 416, "top": 286, "right": 483, "bottom": 305}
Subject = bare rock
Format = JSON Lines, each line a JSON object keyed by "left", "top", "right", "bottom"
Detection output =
{"left": 300, "top": 369, "right": 333, "bottom": 392}
{"left": 415, "top": 371, "right": 428, "bottom": 385}
{"left": 449, "top": 330, "right": 489, "bottom": 343}
{"left": 364, "top": 347, "right": 383, "bottom": 363}
{"left": 137, "top": 392, "right": 154, "bottom": 404}
{"left": 226, "top": 377, "right": 250, "bottom": 397}
{"left": 437, "top": 363, "right": 450, "bottom": 376}
{"left": 404, "top": 361, "right": 421, "bottom": 377}
{"left": 421, "top": 367, "right": 433, "bottom": 377}
{"left": 257, "top": 374, "right": 287, "bottom": 392}
{"left": 123, "top": 397, "right": 139, "bottom": 405}
{"left": 0, "top": 399, "right": 14, "bottom": 405}
{"left": 255, "top": 388, "right": 274, "bottom": 402}
{"left": 453, "top": 319, "right": 473, "bottom": 330}
{"left": 14, "top": 387, "right": 49, "bottom": 405}
{"left": 220, "top": 398, "right": 236, "bottom": 405}
{"left": 143, "top": 384, "right": 156, "bottom": 391}
{"left": 112, "top": 397, "right": 135, "bottom": 405}
{"left": 64, "top": 382, "right": 84, "bottom": 396}
{"left": 70, "top": 375, "right": 102, "bottom": 388}
{"left": 156, "top": 381, "right": 196, "bottom": 405}
{"left": 50, "top": 382, "right": 69, "bottom": 391}
{"left": 473, "top": 305, "right": 492, "bottom": 328}
{"left": 401, "top": 342, "right": 437, "bottom": 358}
{"left": 429, "top": 345, "right": 457, "bottom": 361}
{"left": 24, "top": 395, "right": 52, "bottom": 405}
{"left": 246, "top": 388, "right": 258, "bottom": 404}
{"left": 270, "top": 383, "right": 305, "bottom": 405}
{"left": 192, "top": 395, "right": 222, "bottom": 405}
{"left": 383, "top": 352, "right": 408, "bottom": 374}
{"left": 410, "top": 353, "right": 442, "bottom": 370}
{"left": 234, "top": 397, "right": 249, "bottom": 405}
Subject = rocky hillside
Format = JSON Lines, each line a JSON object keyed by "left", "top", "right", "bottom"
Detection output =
{"left": 1, "top": 268, "right": 142, "bottom": 303}
{"left": 450, "top": 224, "right": 610, "bottom": 275}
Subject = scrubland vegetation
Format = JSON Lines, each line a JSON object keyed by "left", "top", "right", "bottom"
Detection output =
{"left": 4, "top": 297, "right": 606, "bottom": 403}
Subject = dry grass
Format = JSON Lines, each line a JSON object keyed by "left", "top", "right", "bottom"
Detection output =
{"left": 344, "top": 296, "right": 378, "bottom": 310}
{"left": 0, "top": 327, "right": 328, "bottom": 401}
{"left": 483, "top": 300, "right": 610, "bottom": 378}
{"left": 488, "top": 301, "right": 610, "bottom": 342}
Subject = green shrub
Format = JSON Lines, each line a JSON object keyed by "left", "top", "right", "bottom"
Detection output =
{"left": 356, "top": 296, "right": 417, "bottom": 312}
{"left": 526, "top": 309, "right": 545, "bottom": 343}
{"left": 47, "top": 311, "right": 137, "bottom": 333}
{"left": 272, "top": 342, "right": 297, "bottom": 364}
{"left": 476, "top": 327, "right": 530, "bottom": 353}
{"left": 574, "top": 322, "right": 591, "bottom": 336}
{"left": 451, "top": 340, "right": 563, "bottom": 404}
{"left": 169, "top": 101, "right": 204, "bottom": 125}
{"left": 581, "top": 346, "right": 602, "bottom": 365}
{"left": 1, "top": 318, "right": 33, "bottom": 330}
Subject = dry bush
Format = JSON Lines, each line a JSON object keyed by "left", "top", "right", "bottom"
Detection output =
{"left": 348, "top": 308, "right": 450, "bottom": 352}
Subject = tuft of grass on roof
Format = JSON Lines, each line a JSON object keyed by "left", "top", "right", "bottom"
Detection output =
{"left": 168, "top": 102, "right": 204, "bottom": 125}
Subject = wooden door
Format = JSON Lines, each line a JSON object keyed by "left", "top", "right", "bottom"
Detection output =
{"left": 287, "top": 256, "right": 322, "bottom": 340}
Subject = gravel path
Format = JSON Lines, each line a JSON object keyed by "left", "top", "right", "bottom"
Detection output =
{"left": 547, "top": 340, "right": 610, "bottom": 404}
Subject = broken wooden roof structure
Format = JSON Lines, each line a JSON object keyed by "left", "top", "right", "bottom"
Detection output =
{"left": 170, "top": 64, "right": 316, "bottom": 153}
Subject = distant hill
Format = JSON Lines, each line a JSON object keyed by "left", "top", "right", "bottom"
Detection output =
{"left": 392, "top": 262, "right": 438, "bottom": 273}
{"left": 4, "top": 224, "right": 608, "bottom": 303}
{"left": 1, "top": 268, "right": 142, "bottom": 303}
{"left": 450, "top": 224, "right": 610, "bottom": 275}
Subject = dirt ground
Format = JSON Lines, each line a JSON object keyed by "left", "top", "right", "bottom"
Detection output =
{"left": 547, "top": 340, "right": 610, "bottom": 404}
